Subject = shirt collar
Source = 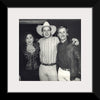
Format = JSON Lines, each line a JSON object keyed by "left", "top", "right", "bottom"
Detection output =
{"left": 60, "top": 40, "right": 69, "bottom": 45}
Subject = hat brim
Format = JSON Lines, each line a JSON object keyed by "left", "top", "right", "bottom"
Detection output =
{"left": 36, "top": 25, "right": 56, "bottom": 36}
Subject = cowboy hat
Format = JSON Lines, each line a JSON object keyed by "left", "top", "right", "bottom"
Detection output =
{"left": 36, "top": 21, "right": 57, "bottom": 36}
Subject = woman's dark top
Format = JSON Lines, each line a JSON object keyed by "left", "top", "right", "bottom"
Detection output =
{"left": 19, "top": 42, "right": 40, "bottom": 81}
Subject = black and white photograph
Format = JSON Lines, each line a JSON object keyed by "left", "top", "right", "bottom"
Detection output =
{"left": 8, "top": 8, "right": 92, "bottom": 92}
{"left": 19, "top": 19, "right": 81, "bottom": 81}
{"left": 1, "top": 0, "right": 100, "bottom": 98}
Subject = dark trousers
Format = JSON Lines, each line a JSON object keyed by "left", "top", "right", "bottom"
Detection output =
{"left": 21, "top": 69, "right": 39, "bottom": 81}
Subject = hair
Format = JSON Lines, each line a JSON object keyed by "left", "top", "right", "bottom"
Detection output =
{"left": 57, "top": 26, "right": 70, "bottom": 42}
{"left": 58, "top": 26, "right": 68, "bottom": 33}
{"left": 24, "top": 33, "right": 33, "bottom": 43}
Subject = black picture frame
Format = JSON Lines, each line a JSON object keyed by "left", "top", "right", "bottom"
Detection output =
{"left": 0, "top": 0, "right": 99, "bottom": 98}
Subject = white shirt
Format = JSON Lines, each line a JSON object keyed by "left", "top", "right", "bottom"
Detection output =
{"left": 38, "top": 36, "right": 59, "bottom": 64}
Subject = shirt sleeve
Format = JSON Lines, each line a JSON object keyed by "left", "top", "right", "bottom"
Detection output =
{"left": 56, "top": 44, "right": 60, "bottom": 72}
{"left": 74, "top": 47, "right": 80, "bottom": 59}
{"left": 55, "top": 37, "right": 60, "bottom": 44}
{"left": 34, "top": 43, "right": 40, "bottom": 58}
{"left": 38, "top": 39, "right": 41, "bottom": 43}
{"left": 73, "top": 46, "right": 81, "bottom": 75}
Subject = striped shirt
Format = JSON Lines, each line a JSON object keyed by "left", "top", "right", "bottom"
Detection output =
{"left": 38, "top": 36, "right": 59, "bottom": 64}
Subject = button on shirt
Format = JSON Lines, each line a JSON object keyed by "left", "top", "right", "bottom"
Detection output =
{"left": 38, "top": 36, "right": 59, "bottom": 64}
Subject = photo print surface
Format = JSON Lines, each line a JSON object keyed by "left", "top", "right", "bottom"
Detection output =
{"left": 19, "top": 19, "right": 81, "bottom": 81}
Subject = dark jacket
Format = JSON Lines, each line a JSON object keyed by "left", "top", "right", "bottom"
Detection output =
{"left": 57, "top": 40, "right": 81, "bottom": 80}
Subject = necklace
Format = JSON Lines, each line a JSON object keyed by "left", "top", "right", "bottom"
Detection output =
{"left": 26, "top": 45, "right": 36, "bottom": 54}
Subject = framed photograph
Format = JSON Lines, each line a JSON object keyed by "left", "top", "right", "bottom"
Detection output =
{"left": 0, "top": 0, "right": 99, "bottom": 97}
{"left": 7, "top": 7, "right": 91, "bottom": 92}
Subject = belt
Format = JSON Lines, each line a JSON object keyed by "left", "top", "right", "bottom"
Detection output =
{"left": 61, "top": 67, "right": 70, "bottom": 71}
{"left": 41, "top": 63, "right": 56, "bottom": 66}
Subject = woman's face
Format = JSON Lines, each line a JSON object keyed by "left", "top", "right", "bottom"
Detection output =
{"left": 26, "top": 34, "right": 34, "bottom": 45}
{"left": 42, "top": 26, "right": 51, "bottom": 38}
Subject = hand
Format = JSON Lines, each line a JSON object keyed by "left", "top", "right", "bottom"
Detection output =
{"left": 34, "top": 63, "right": 39, "bottom": 70}
{"left": 19, "top": 75, "right": 21, "bottom": 81}
{"left": 72, "top": 38, "right": 79, "bottom": 46}
{"left": 74, "top": 77, "right": 81, "bottom": 81}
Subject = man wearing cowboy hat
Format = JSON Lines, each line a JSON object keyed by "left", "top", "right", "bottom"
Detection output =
{"left": 36, "top": 21, "right": 59, "bottom": 81}
{"left": 36, "top": 21, "right": 79, "bottom": 81}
